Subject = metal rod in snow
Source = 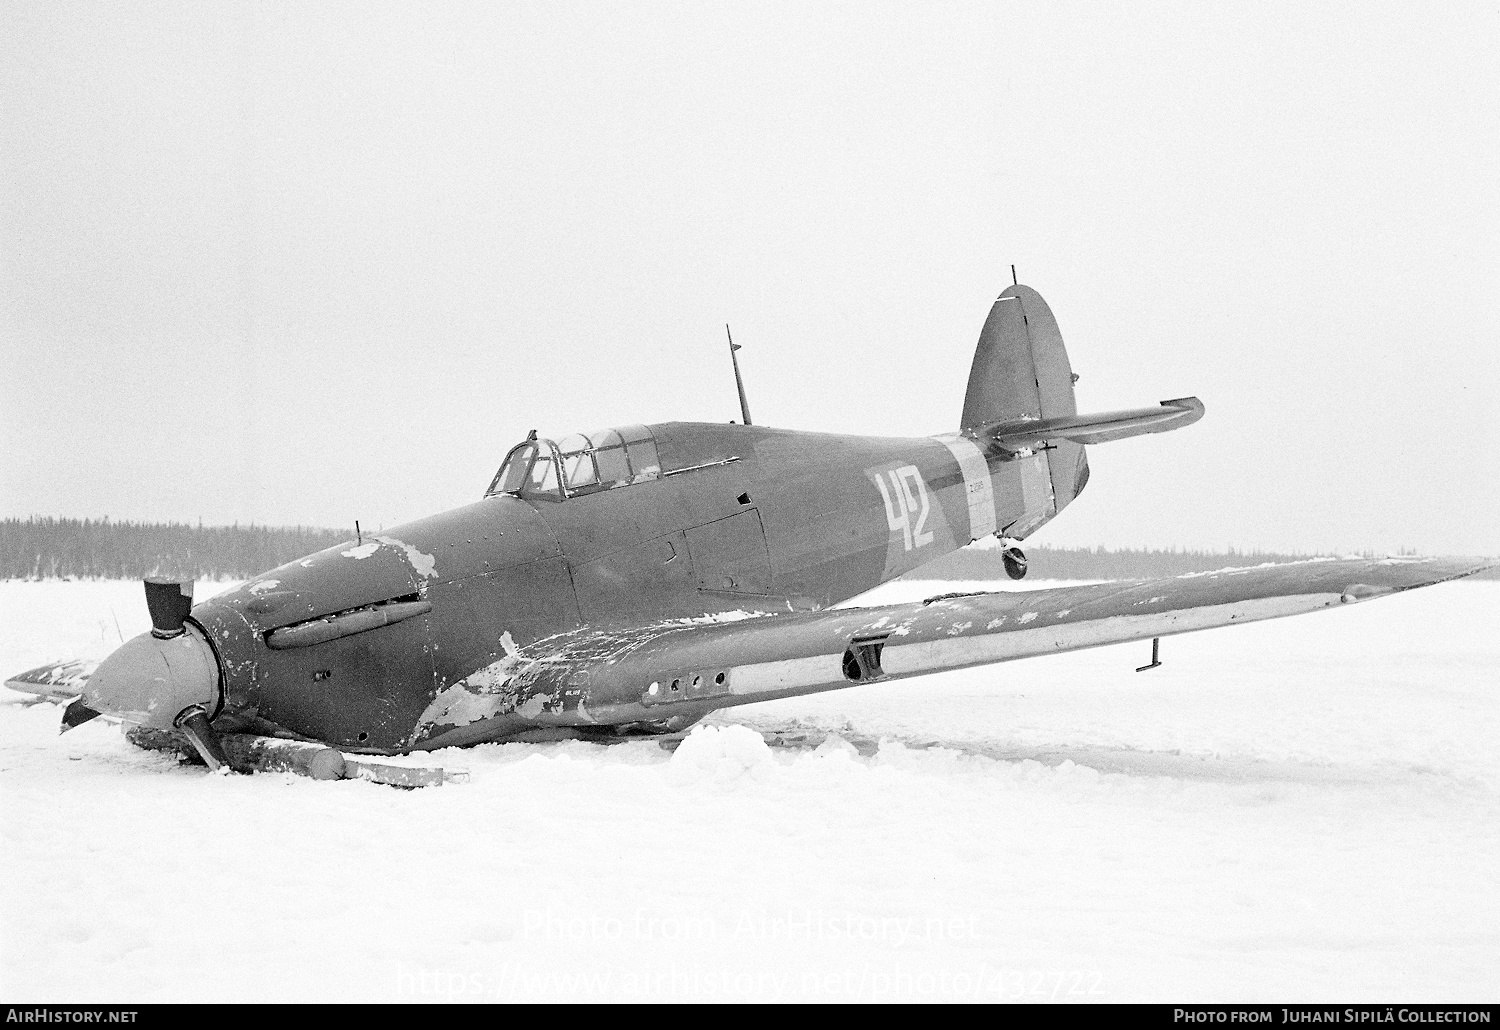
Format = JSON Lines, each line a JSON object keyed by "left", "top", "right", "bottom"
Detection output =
{"left": 726, "top": 324, "right": 753, "bottom": 426}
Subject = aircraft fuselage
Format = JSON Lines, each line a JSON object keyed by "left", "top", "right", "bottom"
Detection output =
{"left": 194, "top": 421, "right": 1084, "bottom": 752}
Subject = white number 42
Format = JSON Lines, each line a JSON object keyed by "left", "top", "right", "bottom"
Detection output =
{"left": 875, "top": 465, "right": 934, "bottom": 552}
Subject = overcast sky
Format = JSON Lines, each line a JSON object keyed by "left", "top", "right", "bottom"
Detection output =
{"left": 3, "top": 1, "right": 1496, "bottom": 555}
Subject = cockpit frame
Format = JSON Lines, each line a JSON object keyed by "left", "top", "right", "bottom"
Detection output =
{"left": 485, "top": 425, "right": 662, "bottom": 502}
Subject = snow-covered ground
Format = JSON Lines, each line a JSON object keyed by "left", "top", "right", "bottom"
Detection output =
{"left": 1, "top": 577, "right": 1497, "bottom": 1002}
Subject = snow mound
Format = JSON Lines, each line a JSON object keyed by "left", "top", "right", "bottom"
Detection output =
{"left": 669, "top": 724, "right": 774, "bottom": 784}
{"left": 812, "top": 733, "right": 860, "bottom": 758}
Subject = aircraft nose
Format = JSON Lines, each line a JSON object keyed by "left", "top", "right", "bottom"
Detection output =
{"left": 83, "top": 624, "right": 220, "bottom": 731}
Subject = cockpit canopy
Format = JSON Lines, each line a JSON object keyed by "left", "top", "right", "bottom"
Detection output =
{"left": 485, "top": 425, "right": 662, "bottom": 501}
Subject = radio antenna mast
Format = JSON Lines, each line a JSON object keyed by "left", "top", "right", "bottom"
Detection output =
{"left": 725, "top": 324, "right": 753, "bottom": 425}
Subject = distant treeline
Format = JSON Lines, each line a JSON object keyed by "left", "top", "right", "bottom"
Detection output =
{"left": 1, "top": 518, "right": 349, "bottom": 580}
{"left": 3, "top": 517, "right": 1494, "bottom": 581}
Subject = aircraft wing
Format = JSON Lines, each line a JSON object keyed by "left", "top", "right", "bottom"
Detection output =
{"left": 974, "top": 396, "right": 1204, "bottom": 451}
{"left": 4, "top": 658, "right": 97, "bottom": 701}
{"left": 508, "top": 556, "right": 1495, "bottom": 721}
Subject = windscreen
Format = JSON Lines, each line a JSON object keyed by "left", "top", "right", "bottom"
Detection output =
{"left": 487, "top": 427, "right": 660, "bottom": 499}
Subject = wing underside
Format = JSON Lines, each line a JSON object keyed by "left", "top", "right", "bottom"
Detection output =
{"left": 477, "top": 556, "right": 1494, "bottom": 736}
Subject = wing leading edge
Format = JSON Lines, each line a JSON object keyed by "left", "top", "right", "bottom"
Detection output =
{"left": 485, "top": 556, "right": 1494, "bottom": 735}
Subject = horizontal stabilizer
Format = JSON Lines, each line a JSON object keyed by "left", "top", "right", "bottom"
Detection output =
{"left": 974, "top": 397, "right": 1204, "bottom": 452}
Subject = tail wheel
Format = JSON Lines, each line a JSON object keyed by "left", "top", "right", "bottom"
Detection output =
{"left": 1002, "top": 547, "right": 1028, "bottom": 580}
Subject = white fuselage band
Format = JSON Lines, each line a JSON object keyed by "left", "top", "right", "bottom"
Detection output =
{"left": 937, "top": 435, "right": 996, "bottom": 541}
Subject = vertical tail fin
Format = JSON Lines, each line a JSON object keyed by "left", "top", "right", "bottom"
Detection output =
{"left": 961, "top": 285, "right": 1090, "bottom": 521}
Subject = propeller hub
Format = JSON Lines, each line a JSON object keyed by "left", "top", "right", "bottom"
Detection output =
{"left": 83, "top": 622, "right": 220, "bottom": 731}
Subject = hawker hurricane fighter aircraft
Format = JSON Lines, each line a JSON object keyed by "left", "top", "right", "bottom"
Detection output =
{"left": 9, "top": 284, "right": 1493, "bottom": 780}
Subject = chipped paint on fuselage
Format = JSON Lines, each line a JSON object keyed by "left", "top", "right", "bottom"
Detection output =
{"left": 190, "top": 421, "right": 1076, "bottom": 752}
